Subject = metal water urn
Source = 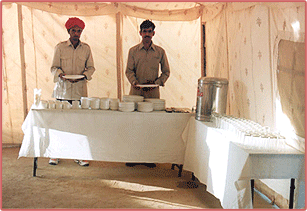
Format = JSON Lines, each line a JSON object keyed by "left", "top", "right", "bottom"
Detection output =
{"left": 195, "top": 77, "right": 228, "bottom": 121}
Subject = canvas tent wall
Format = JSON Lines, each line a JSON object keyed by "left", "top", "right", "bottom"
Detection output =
{"left": 2, "top": 2, "right": 205, "bottom": 145}
{"left": 2, "top": 1, "right": 305, "bottom": 209}
{"left": 204, "top": 2, "right": 305, "bottom": 208}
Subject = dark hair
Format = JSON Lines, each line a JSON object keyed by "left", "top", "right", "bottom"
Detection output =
{"left": 140, "top": 20, "right": 155, "bottom": 31}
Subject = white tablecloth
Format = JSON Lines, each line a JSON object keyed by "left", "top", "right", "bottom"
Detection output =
{"left": 182, "top": 117, "right": 305, "bottom": 209}
{"left": 19, "top": 109, "right": 192, "bottom": 164}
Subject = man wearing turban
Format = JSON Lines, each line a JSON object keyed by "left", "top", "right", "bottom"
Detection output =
{"left": 50, "top": 17, "right": 95, "bottom": 167}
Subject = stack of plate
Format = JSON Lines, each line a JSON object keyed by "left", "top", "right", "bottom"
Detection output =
{"left": 81, "top": 97, "right": 90, "bottom": 109}
{"left": 122, "top": 95, "right": 144, "bottom": 110}
{"left": 90, "top": 97, "right": 100, "bottom": 110}
{"left": 62, "top": 101, "right": 72, "bottom": 109}
{"left": 38, "top": 100, "right": 48, "bottom": 109}
{"left": 144, "top": 98, "right": 165, "bottom": 111}
{"left": 100, "top": 98, "right": 109, "bottom": 110}
{"left": 119, "top": 102, "right": 135, "bottom": 112}
{"left": 109, "top": 98, "right": 120, "bottom": 110}
{"left": 137, "top": 102, "right": 153, "bottom": 112}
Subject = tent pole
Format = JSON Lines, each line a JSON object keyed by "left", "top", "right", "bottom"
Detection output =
{"left": 200, "top": 15, "right": 205, "bottom": 77}
{"left": 116, "top": 12, "right": 123, "bottom": 100}
{"left": 17, "top": 4, "right": 28, "bottom": 120}
{"left": 224, "top": 3, "right": 231, "bottom": 115}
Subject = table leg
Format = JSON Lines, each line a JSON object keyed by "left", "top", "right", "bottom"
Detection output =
{"left": 251, "top": 179, "right": 254, "bottom": 205}
{"left": 171, "top": 164, "right": 183, "bottom": 177}
{"left": 289, "top": 178, "right": 295, "bottom": 209}
{"left": 171, "top": 164, "right": 175, "bottom": 170}
{"left": 192, "top": 172, "right": 196, "bottom": 181}
{"left": 178, "top": 164, "right": 183, "bottom": 177}
{"left": 33, "top": 157, "right": 38, "bottom": 177}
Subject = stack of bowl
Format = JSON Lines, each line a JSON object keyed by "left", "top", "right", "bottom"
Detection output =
{"left": 48, "top": 100, "right": 56, "bottom": 109}
{"left": 72, "top": 100, "right": 80, "bottom": 109}
{"left": 137, "top": 102, "right": 153, "bottom": 112}
{"left": 109, "top": 98, "right": 120, "bottom": 110}
{"left": 122, "top": 95, "right": 144, "bottom": 110}
{"left": 119, "top": 102, "right": 135, "bottom": 112}
{"left": 100, "top": 98, "right": 110, "bottom": 110}
{"left": 62, "top": 101, "right": 72, "bottom": 109}
{"left": 81, "top": 97, "right": 90, "bottom": 109}
{"left": 144, "top": 98, "right": 165, "bottom": 111}
{"left": 90, "top": 97, "right": 100, "bottom": 110}
{"left": 39, "top": 100, "right": 48, "bottom": 109}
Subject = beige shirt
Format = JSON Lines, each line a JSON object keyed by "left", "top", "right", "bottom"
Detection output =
{"left": 126, "top": 42, "right": 170, "bottom": 98}
{"left": 51, "top": 40, "right": 95, "bottom": 100}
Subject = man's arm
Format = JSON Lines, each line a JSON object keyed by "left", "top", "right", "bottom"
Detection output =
{"left": 82, "top": 45, "right": 95, "bottom": 80}
{"left": 50, "top": 44, "right": 64, "bottom": 82}
{"left": 155, "top": 49, "right": 170, "bottom": 86}
{"left": 125, "top": 48, "right": 139, "bottom": 86}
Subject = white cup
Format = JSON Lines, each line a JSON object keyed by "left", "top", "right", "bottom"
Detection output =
{"left": 39, "top": 100, "right": 48, "bottom": 109}
{"left": 72, "top": 100, "right": 80, "bottom": 109}
{"left": 48, "top": 100, "right": 56, "bottom": 109}
{"left": 81, "top": 97, "right": 90, "bottom": 109}
{"left": 90, "top": 97, "right": 100, "bottom": 110}
{"left": 109, "top": 98, "right": 119, "bottom": 110}
{"left": 55, "top": 100, "right": 63, "bottom": 109}
{"left": 62, "top": 101, "right": 71, "bottom": 109}
{"left": 100, "top": 98, "right": 110, "bottom": 110}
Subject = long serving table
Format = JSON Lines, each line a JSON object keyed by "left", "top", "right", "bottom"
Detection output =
{"left": 182, "top": 117, "right": 305, "bottom": 209}
{"left": 19, "top": 110, "right": 305, "bottom": 209}
{"left": 18, "top": 108, "right": 192, "bottom": 176}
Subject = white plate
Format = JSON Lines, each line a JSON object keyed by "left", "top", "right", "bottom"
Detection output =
{"left": 136, "top": 84, "right": 159, "bottom": 88}
{"left": 63, "top": 75, "right": 85, "bottom": 80}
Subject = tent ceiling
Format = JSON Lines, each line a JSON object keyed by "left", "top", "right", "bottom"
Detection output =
{"left": 4, "top": 2, "right": 305, "bottom": 19}
{"left": 121, "top": 2, "right": 216, "bottom": 10}
{"left": 8, "top": 2, "right": 223, "bottom": 21}
{"left": 6, "top": 2, "right": 303, "bottom": 22}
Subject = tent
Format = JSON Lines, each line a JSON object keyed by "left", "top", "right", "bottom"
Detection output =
{"left": 2, "top": 1, "right": 305, "bottom": 209}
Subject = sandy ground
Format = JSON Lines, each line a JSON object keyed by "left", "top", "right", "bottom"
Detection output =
{"left": 2, "top": 147, "right": 277, "bottom": 209}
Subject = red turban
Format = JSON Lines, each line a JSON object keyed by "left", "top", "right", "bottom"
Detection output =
{"left": 65, "top": 17, "right": 85, "bottom": 30}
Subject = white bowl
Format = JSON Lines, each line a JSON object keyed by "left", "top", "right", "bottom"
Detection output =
{"left": 62, "top": 101, "right": 72, "bottom": 109}
{"left": 39, "top": 100, "right": 48, "bottom": 109}
{"left": 123, "top": 95, "right": 144, "bottom": 102}
{"left": 144, "top": 98, "right": 165, "bottom": 111}
{"left": 119, "top": 102, "right": 135, "bottom": 111}
{"left": 119, "top": 107, "right": 134, "bottom": 112}
{"left": 137, "top": 102, "right": 153, "bottom": 112}
{"left": 144, "top": 98, "right": 165, "bottom": 103}
{"left": 90, "top": 97, "right": 100, "bottom": 110}
{"left": 48, "top": 100, "right": 55, "bottom": 109}
{"left": 100, "top": 98, "right": 110, "bottom": 110}
{"left": 55, "top": 100, "right": 63, "bottom": 109}
{"left": 71, "top": 100, "right": 80, "bottom": 109}
{"left": 81, "top": 97, "right": 90, "bottom": 109}
{"left": 109, "top": 98, "right": 119, "bottom": 110}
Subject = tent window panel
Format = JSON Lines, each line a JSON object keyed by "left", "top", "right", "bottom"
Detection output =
{"left": 277, "top": 39, "right": 305, "bottom": 137}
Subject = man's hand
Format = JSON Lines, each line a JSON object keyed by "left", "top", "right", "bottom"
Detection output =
{"left": 145, "top": 80, "right": 155, "bottom": 84}
{"left": 59, "top": 73, "right": 66, "bottom": 81}
{"left": 142, "top": 80, "right": 158, "bottom": 91}
{"left": 60, "top": 73, "right": 86, "bottom": 83}
{"left": 132, "top": 81, "right": 141, "bottom": 90}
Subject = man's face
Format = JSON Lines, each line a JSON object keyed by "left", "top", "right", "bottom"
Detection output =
{"left": 140, "top": 27, "right": 155, "bottom": 44}
{"left": 68, "top": 26, "right": 83, "bottom": 41}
